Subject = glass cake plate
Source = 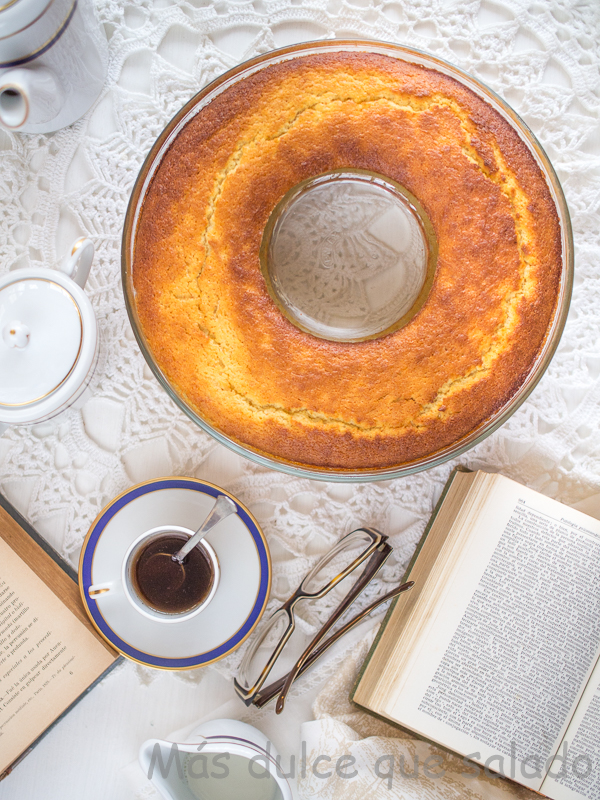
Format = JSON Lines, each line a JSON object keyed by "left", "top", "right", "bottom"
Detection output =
{"left": 122, "top": 40, "right": 573, "bottom": 482}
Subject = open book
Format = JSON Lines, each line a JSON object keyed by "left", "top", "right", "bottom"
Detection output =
{"left": 0, "top": 496, "right": 120, "bottom": 779}
{"left": 352, "top": 469, "right": 600, "bottom": 800}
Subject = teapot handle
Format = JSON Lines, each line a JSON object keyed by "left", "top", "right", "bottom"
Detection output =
{"left": 61, "top": 238, "right": 94, "bottom": 288}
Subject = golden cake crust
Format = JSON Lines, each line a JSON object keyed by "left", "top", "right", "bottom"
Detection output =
{"left": 132, "top": 51, "right": 562, "bottom": 470}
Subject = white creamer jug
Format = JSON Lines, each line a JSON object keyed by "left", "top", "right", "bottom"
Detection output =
{"left": 0, "top": 0, "right": 107, "bottom": 133}
{"left": 139, "top": 719, "right": 293, "bottom": 800}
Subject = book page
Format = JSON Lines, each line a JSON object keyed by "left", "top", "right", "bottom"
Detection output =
{"left": 541, "top": 656, "right": 600, "bottom": 800}
{"left": 385, "top": 478, "right": 600, "bottom": 791}
{"left": 0, "top": 537, "right": 115, "bottom": 773}
{"left": 353, "top": 468, "right": 479, "bottom": 708}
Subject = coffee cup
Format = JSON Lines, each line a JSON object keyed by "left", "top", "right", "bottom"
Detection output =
{"left": 87, "top": 525, "right": 220, "bottom": 624}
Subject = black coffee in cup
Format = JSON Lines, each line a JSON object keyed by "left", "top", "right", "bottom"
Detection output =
{"left": 131, "top": 533, "right": 215, "bottom": 614}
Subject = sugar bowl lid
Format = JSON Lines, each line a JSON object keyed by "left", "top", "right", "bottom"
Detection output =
{"left": 1, "top": 277, "right": 83, "bottom": 406}
{"left": 0, "top": 239, "right": 97, "bottom": 424}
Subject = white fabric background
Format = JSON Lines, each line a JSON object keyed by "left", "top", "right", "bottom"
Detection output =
{"left": 0, "top": 0, "right": 599, "bottom": 797}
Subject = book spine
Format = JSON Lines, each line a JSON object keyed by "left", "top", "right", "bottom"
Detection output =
{"left": 0, "top": 494, "right": 77, "bottom": 581}
{"left": 0, "top": 492, "right": 123, "bottom": 780}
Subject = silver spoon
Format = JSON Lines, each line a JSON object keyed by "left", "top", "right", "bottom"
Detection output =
{"left": 171, "top": 494, "right": 237, "bottom": 564}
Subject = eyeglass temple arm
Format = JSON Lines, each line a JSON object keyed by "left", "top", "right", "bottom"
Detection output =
{"left": 275, "top": 548, "right": 392, "bottom": 714}
{"left": 254, "top": 579, "right": 414, "bottom": 709}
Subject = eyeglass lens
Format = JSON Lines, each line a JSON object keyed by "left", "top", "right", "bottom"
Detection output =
{"left": 238, "top": 608, "right": 290, "bottom": 689}
{"left": 238, "top": 529, "right": 377, "bottom": 692}
{"left": 300, "top": 528, "right": 376, "bottom": 595}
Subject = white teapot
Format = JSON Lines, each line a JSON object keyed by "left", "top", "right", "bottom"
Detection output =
{"left": 0, "top": 239, "right": 98, "bottom": 433}
{"left": 0, "top": 0, "right": 107, "bottom": 133}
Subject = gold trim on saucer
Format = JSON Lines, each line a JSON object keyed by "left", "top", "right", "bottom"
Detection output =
{"left": 77, "top": 477, "right": 272, "bottom": 671}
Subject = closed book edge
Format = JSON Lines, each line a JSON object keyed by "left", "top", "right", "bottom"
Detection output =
{"left": 0, "top": 493, "right": 122, "bottom": 781}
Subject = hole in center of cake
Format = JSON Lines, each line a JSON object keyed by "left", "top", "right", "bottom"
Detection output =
{"left": 261, "top": 169, "right": 437, "bottom": 343}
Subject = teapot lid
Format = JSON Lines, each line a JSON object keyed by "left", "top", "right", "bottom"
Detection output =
{"left": 0, "top": 274, "right": 83, "bottom": 408}
{"left": 0, "top": 0, "right": 54, "bottom": 39}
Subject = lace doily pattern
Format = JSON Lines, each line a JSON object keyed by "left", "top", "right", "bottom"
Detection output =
{"left": 268, "top": 175, "right": 428, "bottom": 340}
{"left": 0, "top": 0, "right": 599, "bottom": 692}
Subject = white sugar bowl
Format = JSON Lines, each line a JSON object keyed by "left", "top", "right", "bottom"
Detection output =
{"left": 0, "top": 239, "right": 98, "bottom": 433}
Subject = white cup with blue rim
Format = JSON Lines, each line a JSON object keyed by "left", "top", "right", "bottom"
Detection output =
{"left": 87, "top": 525, "right": 221, "bottom": 624}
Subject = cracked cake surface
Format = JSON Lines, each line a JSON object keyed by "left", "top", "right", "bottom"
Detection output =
{"left": 132, "top": 50, "right": 562, "bottom": 471}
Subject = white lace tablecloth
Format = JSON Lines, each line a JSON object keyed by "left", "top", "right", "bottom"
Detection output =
{"left": 1, "top": 0, "right": 599, "bottom": 797}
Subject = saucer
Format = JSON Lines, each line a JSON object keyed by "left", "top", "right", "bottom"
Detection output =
{"left": 78, "top": 478, "right": 271, "bottom": 669}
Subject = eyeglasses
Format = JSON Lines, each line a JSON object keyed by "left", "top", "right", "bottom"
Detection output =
{"left": 234, "top": 527, "right": 413, "bottom": 713}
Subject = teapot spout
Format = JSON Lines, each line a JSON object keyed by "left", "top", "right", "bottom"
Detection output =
{"left": 0, "top": 67, "right": 63, "bottom": 130}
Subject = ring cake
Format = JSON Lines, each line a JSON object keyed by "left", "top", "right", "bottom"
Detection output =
{"left": 132, "top": 50, "right": 563, "bottom": 471}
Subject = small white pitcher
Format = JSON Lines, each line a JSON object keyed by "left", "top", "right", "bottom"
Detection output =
{"left": 0, "top": 0, "right": 108, "bottom": 133}
{"left": 0, "top": 239, "right": 98, "bottom": 433}
{"left": 139, "top": 719, "right": 293, "bottom": 800}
